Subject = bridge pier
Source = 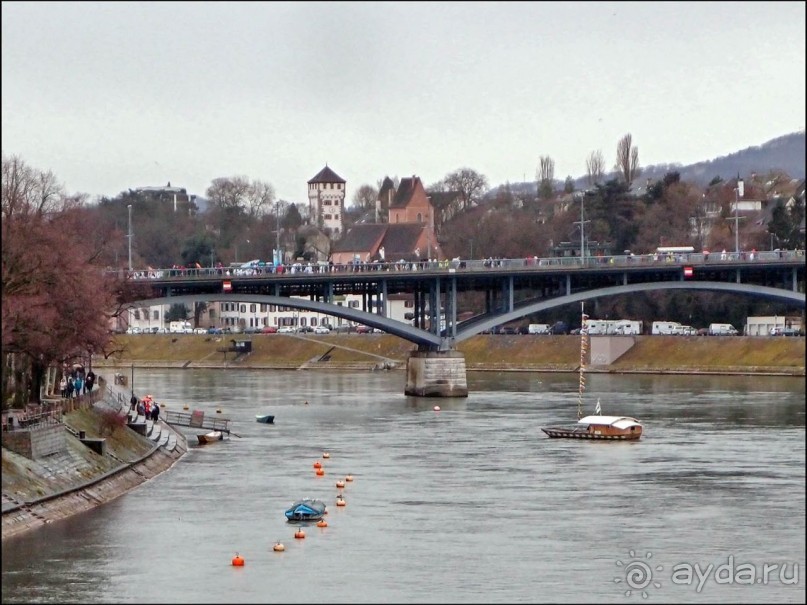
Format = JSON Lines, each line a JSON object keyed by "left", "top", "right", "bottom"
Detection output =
{"left": 405, "top": 349, "right": 468, "bottom": 398}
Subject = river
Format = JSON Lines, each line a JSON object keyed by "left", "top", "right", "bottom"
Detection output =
{"left": 1, "top": 370, "right": 805, "bottom": 604}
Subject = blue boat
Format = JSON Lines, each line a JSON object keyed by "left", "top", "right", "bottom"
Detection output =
{"left": 285, "top": 498, "right": 326, "bottom": 522}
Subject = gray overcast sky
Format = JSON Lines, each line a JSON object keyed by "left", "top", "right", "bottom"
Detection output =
{"left": 2, "top": 1, "right": 805, "bottom": 204}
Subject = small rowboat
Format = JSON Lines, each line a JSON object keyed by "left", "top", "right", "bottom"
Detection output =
{"left": 255, "top": 414, "right": 275, "bottom": 424}
{"left": 197, "top": 431, "right": 223, "bottom": 445}
{"left": 285, "top": 498, "right": 327, "bottom": 522}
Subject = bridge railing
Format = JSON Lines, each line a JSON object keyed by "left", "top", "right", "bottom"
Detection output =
{"left": 112, "top": 249, "right": 805, "bottom": 281}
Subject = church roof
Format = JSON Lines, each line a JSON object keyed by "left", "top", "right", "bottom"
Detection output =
{"left": 308, "top": 165, "right": 346, "bottom": 184}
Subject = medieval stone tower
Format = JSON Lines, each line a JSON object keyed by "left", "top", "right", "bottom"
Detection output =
{"left": 307, "top": 165, "right": 346, "bottom": 237}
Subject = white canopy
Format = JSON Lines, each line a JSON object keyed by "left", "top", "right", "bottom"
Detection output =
{"left": 578, "top": 415, "right": 642, "bottom": 429}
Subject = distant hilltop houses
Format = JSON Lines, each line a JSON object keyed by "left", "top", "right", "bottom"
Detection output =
{"left": 131, "top": 182, "right": 197, "bottom": 208}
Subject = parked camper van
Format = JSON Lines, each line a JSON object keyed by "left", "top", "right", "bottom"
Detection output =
{"left": 708, "top": 323, "right": 738, "bottom": 336}
{"left": 613, "top": 320, "right": 642, "bottom": 335}
{"left": 169, "top": 321, "right": 193, "bottom": 334}
{"left": 585, "top": 319, "right": 612, "bottom": 335}
{"left": 651, "top": 321, "right": 683, "bottom": 335}
{"left": 528, "top": 323, "right": 551, "bottom": 335}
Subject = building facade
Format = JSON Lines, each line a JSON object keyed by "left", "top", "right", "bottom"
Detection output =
{"left": 307, "top": 165, "right": 346, "bottom": 237}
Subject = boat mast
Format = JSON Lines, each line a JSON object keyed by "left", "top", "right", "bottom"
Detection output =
{"left": 578, "top": 302, "right": 588, "bottom": 420}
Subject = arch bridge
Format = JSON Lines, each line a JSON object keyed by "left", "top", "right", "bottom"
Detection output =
{"left": 121, "top": 251, "right": 805, "bottom": 397}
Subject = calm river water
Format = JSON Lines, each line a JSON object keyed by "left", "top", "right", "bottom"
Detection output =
{"left": 2, "top": 370, "right": 805, "bottom": 604}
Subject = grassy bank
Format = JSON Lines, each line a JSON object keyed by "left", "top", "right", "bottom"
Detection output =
{"left": 93, "top": 334, "right": 806, "bottom": 375}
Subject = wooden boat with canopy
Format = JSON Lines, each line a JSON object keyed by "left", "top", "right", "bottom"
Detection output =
{"left": 541, "top": 304, "right": 643, "bottom": 441}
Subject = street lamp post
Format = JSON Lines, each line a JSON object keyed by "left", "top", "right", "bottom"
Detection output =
{"left": 733, "top": 178, "right": 744, "bottom": 256}
{"left": 276, "top": 202, "right": 281, "bottom": 265}
{"left": 573, "top": 192, "right": 590, "bottom": 266}
{"left": 127, "top": 204, "right": 133, "bottom": 271}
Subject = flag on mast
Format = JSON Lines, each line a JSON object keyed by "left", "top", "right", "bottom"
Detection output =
{"left": 595, "top": 398, "right": 602, "bottom": 415}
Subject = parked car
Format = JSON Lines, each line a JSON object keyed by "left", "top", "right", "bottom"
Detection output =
{"left": 243, "top": 326, "right": 260, "bottom": 334}
{"left": 770, "top": 326, "right": 801, "bottom": 336}
{"left": 194, "top": 328, "right": 207, "bottom": 334}
{"left": 277, "top": 326, "right": 295, "bottom": 334}
{"left": 296, "top": 326, "right": 314, "bottom": 333}
{"left": 261, "top": 326, "right": 278, "bottom": 334}
{"left": 355, "top": 325, "right": 372, "bottom": 334}
{"left": 314, "top": 326, "right": 331, "bottom": 334}
{"left": 206, "top": 327, "right": 223, "bottom": 335}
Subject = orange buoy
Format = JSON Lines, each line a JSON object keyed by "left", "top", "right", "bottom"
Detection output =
{"left": 316, "top": 519, "right": 328, "bottom": 528}
{"left": 336, "top": 496, "right": 346, "bottom": 507}
{"left": 232, "top": 553, "right": 245, "bottom": 566}
{"left": 313, "top": 461, "right": 322, "bottom": 469}
{"left": 316, "top": 468, "right": 325, "bottom": 476}
{"left": 273, "top": 542, "right": 285, "bottom": 552}
{"left": 336, "top": 480, "right": 345, "bottom": 488}
{"left": 294, "top": 529, "right": 306, "bottom": 539}
{"left": 322, "top": 452, "right": 330, "bottom": 459}
{"left": 345, "top": 474, "right": 354, "bottom": 482}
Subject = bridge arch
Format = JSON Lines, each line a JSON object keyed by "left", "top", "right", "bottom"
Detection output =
{"left": 130, "top": 281, "right": 803, "bottom": 348}
{"left": 453, "top": 281, "right": 806, "bottom": 343}
{"left": 131, "top": 294, "right": 443, "bottom": 347}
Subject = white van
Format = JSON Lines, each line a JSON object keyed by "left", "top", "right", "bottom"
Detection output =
{"left": 169, "top": 321, "right": 193, "bottom": 334}
{"left": 528, "top": 323, "right": 551, "bottom": 335}
{"left": 709, "top": 323, "right": 738, "bottom": 336}
{"left": 651, "top": 321, "right": 683, "bottom": 335}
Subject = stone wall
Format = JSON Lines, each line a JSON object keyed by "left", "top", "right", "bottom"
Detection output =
{"left": 0, "top": 423, "right": 66, "bottom": 459}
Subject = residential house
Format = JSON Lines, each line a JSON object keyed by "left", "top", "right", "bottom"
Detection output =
{"left": 331, "top": 175, "right": 443, "bottom": 264}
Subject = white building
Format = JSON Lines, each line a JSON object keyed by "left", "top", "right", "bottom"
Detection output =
{"left": 744, "top": 315, "right": 803, "bottom": 336}
{"left": 122, "top": 293, "right": 415, "bottom": 333}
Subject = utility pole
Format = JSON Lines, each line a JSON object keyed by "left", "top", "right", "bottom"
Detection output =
{"left": 276, "top": 201, "right": 282, "bottom": 265}
{"left": 573, "top": 192, "right": 590, "bottom": 265}
{"left": 733, "top": 177, "right": 745, "bottom": 256}
{"left": 127, "top": 204, "right": 133, "bottom": 271}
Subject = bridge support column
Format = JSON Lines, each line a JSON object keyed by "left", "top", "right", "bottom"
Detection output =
{"left": 405, "top": 350, "right": 468, "bottom": 398}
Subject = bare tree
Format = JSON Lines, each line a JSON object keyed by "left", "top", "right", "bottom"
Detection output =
{"left": 351, "top": 184, "right": 378, "bottom": 211}
{"left": 615, "top": 134, "right": 641, "bottom": 186}
{"left": 536, "top": 155, "right": 555, "bottom": 200}
{"left": 206, "top": 176, "right": 276, "bottom": 218}
{"left": 443, "top": 168, "right": 489, "bottom": 211}
{"left": 245, "top": 180, "right": 276, "bottom": 219}
{"left": 585, "top": 150, "right": 605, "bottom": 187}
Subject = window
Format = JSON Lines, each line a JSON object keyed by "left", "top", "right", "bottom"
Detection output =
{"left": 405, "top": 301, "right": 414, "bottom": 308}
{"left": 260, "top": 304, "right": 267, "bottom": 312}
{"left": 153, "top": 310, "right": 159, "bottom": 320}
{"left": 325, "top": 214, "right": 332, "bottom": 220}
{"left": 250, "top": 304, "right": 256, "bottom": 313}
{"left": 240, "top": 305, "right": 246, "bottom": 313}
{"left": 134, "top": 310, "right": 141, "bottom": 320}
{"left": 209, "top": 309, "right": 217, "bottom": 319}
{"left": 417, "top": 212, "right": 423, "bottom": 222}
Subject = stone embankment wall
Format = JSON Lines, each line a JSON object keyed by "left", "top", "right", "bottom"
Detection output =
{"left": 2, "top": 395, "right": 188, "bottom": 541}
